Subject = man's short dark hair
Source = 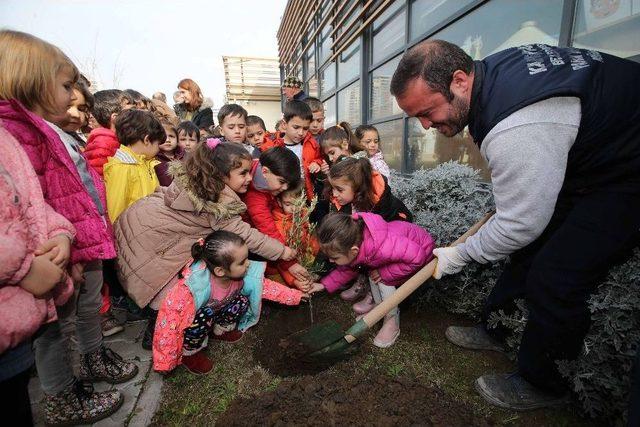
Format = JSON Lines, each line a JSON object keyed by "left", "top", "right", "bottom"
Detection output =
{"left": 260, "top": 146, "right": 301, "bottom": 188}
{"left": 217, "top": 103, "right": 248, "bottom": 125}
{"left": 115, "top": 109, "right": 166, "bottom": 146}
{"left": 92, "top": 89, "right": 126, "bottom": 128}
{"left": 283, "top": 100, "right": 312, "bottom": 122}
{"left": 390, "top": 39, "right": 473, "bottom": 101}
{"left": 303, "top": 97, "right": 324, "bottom": 113}
{"left": 246, "top": 115, "right": 266, "bottom": 131}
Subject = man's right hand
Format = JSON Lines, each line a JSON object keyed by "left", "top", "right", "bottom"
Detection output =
{"left": 19, "top": 250, "right": 65, "bottom": 297}
{"left": 432, "top": 247, "right": 468, "bottom": 279}
{"left": 281, "top": 246, "right": 297, "bottom": 261}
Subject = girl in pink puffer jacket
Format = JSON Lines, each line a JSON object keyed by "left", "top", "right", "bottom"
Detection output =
{"left": 311, "top": 212, "right": 435, "bottom": 348}
{"left": 0, "top": 125, "right": 75, "bottom": 424}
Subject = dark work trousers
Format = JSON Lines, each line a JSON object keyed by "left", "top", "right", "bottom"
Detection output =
{"left": 629, "top": 349, "right": 640, "bottom": 427}
{"left": 482, "top": 190, "right": 640, "bottom": 394}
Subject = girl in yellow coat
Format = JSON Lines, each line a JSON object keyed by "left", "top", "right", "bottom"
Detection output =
{"left": 104, "top": 109, "right": 164, "bottom": 223}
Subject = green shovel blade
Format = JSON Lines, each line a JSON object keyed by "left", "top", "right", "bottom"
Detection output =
{"left": 294, "top": 320, "right": 345, "bottom": 352}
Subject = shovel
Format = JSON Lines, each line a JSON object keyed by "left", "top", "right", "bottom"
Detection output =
{"left": 300, "top": 211, "right": 495, "bottom": 360}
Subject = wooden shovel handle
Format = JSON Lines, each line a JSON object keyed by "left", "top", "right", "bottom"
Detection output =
{"left": 344, "top": 211, "right": 495, "bottom": 343}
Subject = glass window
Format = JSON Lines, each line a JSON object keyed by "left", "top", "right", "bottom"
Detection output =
{"left": 410, "top": 0, "right": 476, "bottom": 40}
{"left": 320, "top": 25, "right": 333, "bottom": 63}
{"left": 572, "top": 0, "right": 640, "bottom": 58}
{"left": 307, "top": 76, "right": 319, "bottom": 98}
{"left": 429, "top": 0, "right": 563, "bottom": 58}
{"left": 320, "top": 61, "right": 336, "bottom": 95}
{"left": 376, "top": 119, "right": 403, "bottom": 172}
{"left": 338, "top": 0, "right": 362, "bottom": 40}
{"left": 338, "top": 80, "right": 361, "bottom": 125}
{"left": 406, "top": 118, "right": 490, "bottom": 178}
{"left": 372, "top": 2, "right": 406, "bottom": 64}
{"left": 337, "top": 38, "right": 361, "bottom": 86}
{"left": 370, "top": 55, "right": 403, "bottom": 120}
{"left": 323, "top": 96, "right": 337, "bottom": 127}
{"left": 306, "top": 45, "right": 316, "bottom": 76}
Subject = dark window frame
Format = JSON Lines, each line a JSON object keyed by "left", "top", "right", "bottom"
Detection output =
{"left": 298, "top": 0, "right": 638, "bottom": 172}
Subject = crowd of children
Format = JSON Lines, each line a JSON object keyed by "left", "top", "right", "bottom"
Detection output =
{"left": 0, "top": 30, "right": 436, "bottom": 426}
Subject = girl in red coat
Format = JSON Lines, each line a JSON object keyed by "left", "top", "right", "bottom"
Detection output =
{"left": 311, "top": 212, "right": 435, "bottom": 348}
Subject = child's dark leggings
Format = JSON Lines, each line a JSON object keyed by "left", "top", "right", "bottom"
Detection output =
{"left": 182, "top": 294, "right": 249, "bottom": 353}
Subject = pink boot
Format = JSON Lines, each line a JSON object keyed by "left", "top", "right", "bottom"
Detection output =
{"left": 352, "top": 291, "right": 376, "bottom": 315}
{"left": 373, "top": 284, "right": 400, "bottom": 348}
{"left": 373, "top": 314, "right": 400, "bottom": 348}
{"left": 340, "top": 275, "right": 366, "bottom": 301}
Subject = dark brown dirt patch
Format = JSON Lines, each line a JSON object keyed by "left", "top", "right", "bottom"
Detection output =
{"left": 254, "top": 293, "right": 366, "bottom": 377}
{"left": 218, "top": 371, "right": 494, "bottom": 426}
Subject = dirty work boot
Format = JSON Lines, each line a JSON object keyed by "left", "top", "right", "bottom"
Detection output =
{"left": 182, "top": 351, "right": 214, "bottom": 375}
{"left": 44, "top": 380, "right": 123, "bottom": 427}
{"left": 79, "top": 346, "right": 139, "bottom": 384}
{"left": 373, "top": 284, "right": 400, "bottom": 348}
{"left": 340, "top": 275, "right": 367, "bottom": 301}
{"left": 352, "top": 292, "right": 376, "bottom": 315}
{"left": 475, "top": 372, "right": 569, "bottom": 411}
{"left": 445, "top": 325, "right": 505, "bottom": 352}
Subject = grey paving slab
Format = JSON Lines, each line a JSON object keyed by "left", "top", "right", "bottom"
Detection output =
{"left": 128, "top": 371, "right": 163, "bottom": 427}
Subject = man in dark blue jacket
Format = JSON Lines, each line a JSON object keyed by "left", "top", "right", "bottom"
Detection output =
{"left": 391, "top": 40, "right": 640, "bottom": 410}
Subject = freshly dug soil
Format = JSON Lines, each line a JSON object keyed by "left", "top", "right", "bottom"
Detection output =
{"left": 254, "top": 293, "right": 365, "bottom": 377}
{"left": 218, "top": 371, "right": 494, "bottom": 426}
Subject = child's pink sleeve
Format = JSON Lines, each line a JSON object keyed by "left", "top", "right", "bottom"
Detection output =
{"left": 261, "top": 278, "right": 302, "bottom": 305}
{"left": 44, "top": 202, "right": 75, "bottom": 242}
{"left": 0, "top": 206, "right": 29, "bottom": 286}
{"left": 320, "top": 266, "right": 359, "bottom": 293}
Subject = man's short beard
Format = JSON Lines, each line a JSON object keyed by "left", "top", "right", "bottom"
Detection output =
{"left": 446, "top": 94, "right": 470, "bottom": 136}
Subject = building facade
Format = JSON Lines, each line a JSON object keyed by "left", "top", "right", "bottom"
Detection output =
{"left": 223, "top": 56, "right": 283, "bottom": 129}
{"left": 277, "top": 0, "right": 640, "bottom": 174}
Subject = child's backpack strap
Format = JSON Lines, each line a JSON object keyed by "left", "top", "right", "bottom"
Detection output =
{"left": 238, "top": 261, "right": 267, "bottom": 331}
